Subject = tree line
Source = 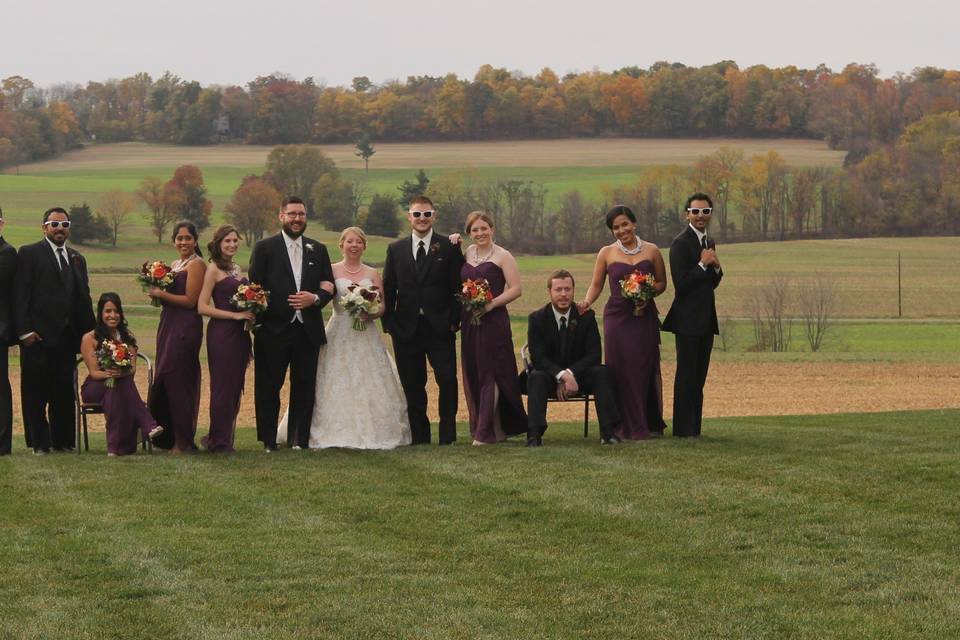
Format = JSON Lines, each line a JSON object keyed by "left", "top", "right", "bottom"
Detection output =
{"left": 2, "top": 61, "right": 959, "bottom": 168}
{"left": 73, "top": 109, "right": 959, "bottom": 253}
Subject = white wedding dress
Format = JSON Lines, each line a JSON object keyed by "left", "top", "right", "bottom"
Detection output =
{"left": 277, "top": 278, "right": 412, "bottom": 449}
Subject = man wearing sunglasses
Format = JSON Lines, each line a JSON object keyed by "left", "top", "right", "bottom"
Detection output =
{"left": 14, "top": 207, "right": 95, "bottom": 454}
{"left": 0, "top": 208, "right": 16, "bottom": 455}
{"left": 382, "top": 195, "right": 464, "bottom": 445}
{"left": 662, "top": 192, "right": 723, "bottom": 438}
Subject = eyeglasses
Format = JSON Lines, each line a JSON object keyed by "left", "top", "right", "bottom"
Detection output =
{"left": 44, "top": 220, "right": 72, "bottom": 228}
{"left": 686, "top": 207, "right": 713, "bottom": 215}
{"left": 410, "top": 210, "right": 434, "bottom": 218}
{"left": 283, "top": 211, "right": 307, "bottom": 218}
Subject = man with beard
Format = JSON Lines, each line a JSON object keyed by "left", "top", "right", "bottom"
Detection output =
{"left": 14, "top": 207, "right": 95, "bottom": 454}
{"left": 248, "top": 196, "right": 334, "bottom": 451}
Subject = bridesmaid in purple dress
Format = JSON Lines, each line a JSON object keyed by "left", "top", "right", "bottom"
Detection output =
{"left": 197, "top": 225, "right": 254, "bottom": 453}
{"left": 579, "top": 205, "right": 668, "bottom": 441}
{"left": 80, "top": 293, "right": 162, "bottom": 456}
{"left": 146, "top": 221, "right": 205, "bottom": 453}
{"left": 458, "top": 212, "right": 527, "bottom": 445}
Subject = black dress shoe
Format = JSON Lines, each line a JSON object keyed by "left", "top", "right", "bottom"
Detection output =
{"left": 33, "top": 448, "right": 50, "bottom": 456}
{"left": 438, "top": 440, "right": 455, "bottom": 446}
{"left": 52, "top": 446, "right": 75, "bottom": 452}
{"left": 525, "top": 437, "right": 543, "bottom": 447}
{"left": 263, "top": 444, "right": 279, "bottom": 452}
{"left": 600, "top": 435, "right": 623, "bottom": 445}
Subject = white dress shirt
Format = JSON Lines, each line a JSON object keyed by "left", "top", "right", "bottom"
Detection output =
{"left": 551, "top": 305, "right": 574, "bottom": 382}
{"left": 282, "top": 231, "right": 305, "bottom": 323}
{"left": 689, "top": 224, "right": 720, "bottom": 273}
{"left": 411, "top": 229, "right": 434, "bottom": 260}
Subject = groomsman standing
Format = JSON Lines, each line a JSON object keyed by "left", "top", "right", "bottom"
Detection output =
{"left": 662, "top": 193, "right": 723, "bottom": 438}
{"left": 14, "top": 207, "right": 95, "bottom": 454}
{"left": 382, "top": 196, "right": 464, "bottom": 445}
{"left": 0, "top": 208, "right": 17, "bottom": 455}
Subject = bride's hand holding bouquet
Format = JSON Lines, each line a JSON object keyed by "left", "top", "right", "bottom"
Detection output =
{"left": 341, "top": 283, "right": 382, "bottom": 331}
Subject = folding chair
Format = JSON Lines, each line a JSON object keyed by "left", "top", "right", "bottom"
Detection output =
{"left": 520, "top": 343, "right": 593, "bottom": 438}
{"left": 73, "top": 353, "right": 154, "bottom": 453}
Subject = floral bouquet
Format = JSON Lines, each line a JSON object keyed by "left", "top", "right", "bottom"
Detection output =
{"left": 137, "top": 260, "right": 175, "bottom": 307}
{"left": 340, "top": 283, "right": 382, "bottom": 331}
{"left": 619, "top": 271, "right": 657, "bottom": 316}
{"left": 458, "top": 278, "right": 494, "bottom": 326}
{"left": 96, "top": 338, "right": 133, "bottom": 388}
{"left": 231, "top": 282, "right": 269, "bottom": 331}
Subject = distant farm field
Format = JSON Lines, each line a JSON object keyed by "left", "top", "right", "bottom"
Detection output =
{"left": 4, "top": 138, "right": 845, "bottom": 173}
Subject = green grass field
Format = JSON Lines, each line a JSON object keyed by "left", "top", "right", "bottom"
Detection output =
{"left": 1, "top": 410, "right": 958, "bottom": 639}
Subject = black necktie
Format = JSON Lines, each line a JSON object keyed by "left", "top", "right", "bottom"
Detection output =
{"left": 416, "top": 240, "right": 426, "bottom": 268}
{"left": 558, "top": 316, "right": 568, "bottom": 360}
{"left": 57, "top": 247, "right": 69, "bottom": 272}
{"left": 701, "top": 235, "right": 709, "bottom": 250}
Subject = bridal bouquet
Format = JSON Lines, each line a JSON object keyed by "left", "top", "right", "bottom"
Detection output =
{"left": 458, "top": 278, "right": 494, "bottom": 325}
{"left": 231, "top": 282, "right": 269, "bottom": 331}
{"left": 619, "top": 271, "right": 657, "bottom": 316}
{"left": 137, "top": 260, "right": 175, "bottom": 307}
{"left": 96, "top": 338, "right": 134, "bottom": 388}
{"left": 340, "top": 283, "right": 381, "bottom": 331}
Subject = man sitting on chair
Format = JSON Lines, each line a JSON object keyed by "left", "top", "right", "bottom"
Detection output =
{"left": 525, "top": 269, "right": 621, "bottom": 446}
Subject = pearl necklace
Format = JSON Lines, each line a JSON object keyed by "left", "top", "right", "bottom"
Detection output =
{"left": 343, "top": 262, "right": 363, "bottom": 275}
{"left": 472, "top": 244, "right": 496, "bottom": 265}
{"left": 617, "top": 238, "right": 642, "bottom": 255}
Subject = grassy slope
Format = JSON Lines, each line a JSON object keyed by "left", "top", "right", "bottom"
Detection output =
{"left": 1, "top": 410, "right": 957, "bottom": 639}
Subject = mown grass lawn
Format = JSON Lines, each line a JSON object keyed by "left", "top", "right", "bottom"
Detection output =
{"left": 1, "top": 410, "right": 957, "bottom": 639}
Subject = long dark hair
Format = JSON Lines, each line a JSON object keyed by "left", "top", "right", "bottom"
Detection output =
{"left": 207, "top": 224, "right": 239, "bottom": 272}
{"left": 94, "top": 292, "right": 137, "bottom": 349}
{"left": 172, "top": 220, "right": 203, "bottom": 257}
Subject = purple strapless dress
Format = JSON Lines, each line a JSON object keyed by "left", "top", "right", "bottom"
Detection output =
{"left": 603, "top": 261, "right": 667, "bottom": 439}
{"left": 82, "top": 372, "right": 158, "bottom": 455}
{"left": 152, "top": 269, "right": 202, "bottom": 451}
{"left": 203, "top": 275, "right": 251, "bottom": 453}
{"left": 460, "top": 261, "right": 527, "bottom": 443}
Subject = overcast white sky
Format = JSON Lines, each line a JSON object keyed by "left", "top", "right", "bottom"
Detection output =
{"left": 3, "top": 0, "right": 957, "bottom": 88}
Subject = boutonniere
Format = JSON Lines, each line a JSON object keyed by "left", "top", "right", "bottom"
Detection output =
{"left": 71, "top": 254, "right": 82, "bottom": 266}
{"left": 568, "top": 318, "right": 578, "bottom": 331}
{"left": 304, "top": 243, "right": 315, "bottom": 252}
{"left": 429, "top": 242, "right": 440, "bottom": 255}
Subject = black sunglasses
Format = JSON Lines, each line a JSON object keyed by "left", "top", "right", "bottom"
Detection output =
{"left": 44, "top": 220, "right": 72, "bottom": 228}
{"left": 686, "top": 207, "right": 713, "bottom": 215}
{"left": 410, "top": 210, "right": 434, "bottom": 218}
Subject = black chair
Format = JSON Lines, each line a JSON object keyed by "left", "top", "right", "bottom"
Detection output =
{"left": 519, "top": 343, "right": 593, "bottom": 438}
{"left": 73, "top": 353, "right": 154, "bottom": 453}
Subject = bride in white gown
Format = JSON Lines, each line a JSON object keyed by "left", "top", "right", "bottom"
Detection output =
{"left": 277, "top": 227, "right": 412, "bottom": 449}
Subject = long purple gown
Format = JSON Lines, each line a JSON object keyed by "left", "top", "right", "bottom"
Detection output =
{"left": 203, "top": 275, "right": 251, "bottom": 453}
{"left": 460, "top": 261, "right": 527, "bottom": 443}
{"left": 603, "top": 260, "right": 667, "bottom": 440}
{"left": 152, "top": 269, "right": 202, "bottom": 451}
{"left": 81, "top": 374, "right": 158, "bottom": 455}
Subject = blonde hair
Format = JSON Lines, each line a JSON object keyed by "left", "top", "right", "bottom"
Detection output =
{"left": 464, "top": 211, "right": 495, "bottom": 235}
{"left": 338, "top": 226, "right": 367, "bottom": 248}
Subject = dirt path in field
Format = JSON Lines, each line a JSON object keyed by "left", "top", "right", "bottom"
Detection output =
{"left": 8, "top": 361, "right": 957, "bottom": 438}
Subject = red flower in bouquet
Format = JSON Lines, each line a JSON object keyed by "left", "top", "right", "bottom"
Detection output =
{"left": 137, "top": 260, "right": 175, "bottom": 307}
{"left": 458, "top": 278, "right": 494, "bottom": 325}
{"left": 619, "top": 271, "right": 657, "bottom": 316}
{"left": 231, "top": 283, "right": 270, "bottom": 331}
{"left": 96, "top": 338, "right": 134, "bottom": 388}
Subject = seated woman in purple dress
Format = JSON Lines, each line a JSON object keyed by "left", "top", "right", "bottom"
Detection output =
{"left": 578, "top": 205, "right": 668, "bottom": 441}
{"left": 458, "top": 211, "right": 527, "bottom": 445}
{"left": 80, "top": 293, "right": 162, "bottom": 456}
{"left": 146, "top": 220, "right": 206, "bottom": 453}
{"left": 197, "top": 224, "right": 254, "bottom": 453}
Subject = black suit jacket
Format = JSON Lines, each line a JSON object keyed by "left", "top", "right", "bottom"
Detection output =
{"left": 661, "top": 226, "right": 722, "bottom": 336}
{"left": 248, "top": 233, "right": 334, "bottom": 347}
{"left": 13, "top": 239, "right": 95, "bottom": 350}
{"left": 527, "top": 304, "right": 601, "bottom": 381}
{"left": 381, "top": 234, "right": 464, "bottom": 340}
{"left": 0, "top": 238, "right": 16, "bottom": 346}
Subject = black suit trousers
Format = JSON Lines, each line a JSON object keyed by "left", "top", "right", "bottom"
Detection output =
{"left": 526, "top": 365, "right": 620, "bottom": 440}
{"left": 391, "top": 317, "right": 458, "bottom": 444}
{"left": 672, "top": 333, "right": 714, "bottom": 437}
{"left": 253, "top": 322, "right": 319, "bottom": 448}
{"left": 0, "top": 347, "right": 11, "bottom": 454}
{"left": 20, "top": 340, "right": 77, "bottom": 451}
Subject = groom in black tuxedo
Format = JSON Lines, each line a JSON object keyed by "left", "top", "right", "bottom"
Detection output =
{"left": 14, "top": 207, "right": 96, "bottom": 454}
{"left": 248, "top": 196, "right": 335, "bottom": 451}
{"left": 525, "top": 270, "right": 621, "bottom": 446}
{"left": 382, "top": 195, "right": 464, "bottom": 445}
{"left": 0, "top": 208, "right": 17, "bottom": 455}
{"left": 662, "top": 192, "right": 723, "bottom": 438}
